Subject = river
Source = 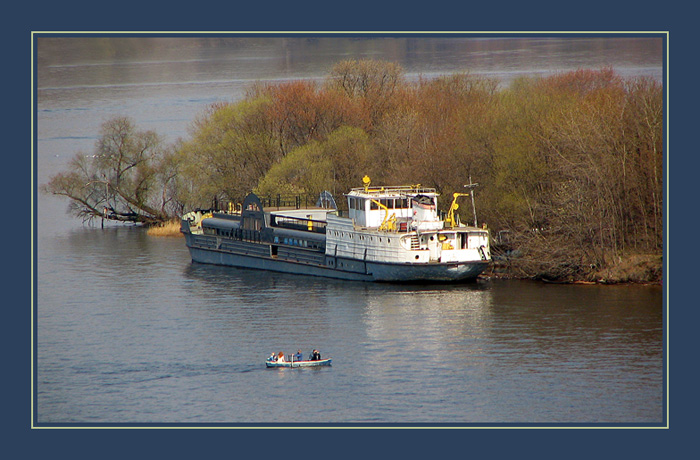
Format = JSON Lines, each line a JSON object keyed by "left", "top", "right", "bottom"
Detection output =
{"left": 35, "top": 35, "right": 664, "bottom": 425}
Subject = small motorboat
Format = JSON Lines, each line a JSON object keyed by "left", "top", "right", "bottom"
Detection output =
{"left": 266, "top": 357, "right": 332, "bottom": 368}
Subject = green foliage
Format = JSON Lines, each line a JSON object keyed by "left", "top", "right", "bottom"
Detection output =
{"left": 175, "top": 98, "right": 278, "bottom": 208}
{"left": 255, "top": 126, "right": 375, "bottom": 200}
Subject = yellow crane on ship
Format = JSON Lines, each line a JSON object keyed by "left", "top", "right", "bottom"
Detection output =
{"left": 445, "top": 193, "right": 470, "bottom": 228}
{"left": 446, "top": 178, "right": 481, "bottom": 228}
{"left": 372, "top": 199, "right": 397, "bottom": 232}
{"left": 363, "top": 176, "right": 397, "bottom": 232}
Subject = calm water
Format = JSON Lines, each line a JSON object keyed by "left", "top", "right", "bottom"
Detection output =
{"left": 35, "top": 36, "right": 664, "bottom": 425}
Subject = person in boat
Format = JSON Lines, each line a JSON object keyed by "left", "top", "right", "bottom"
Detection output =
{"left": 277, "top": 351, "right": 286, "bottom": 363}
{"left": 294, "top": 350, "right": 303, "bottom": 362}
{"left": 309, "top": 349, "right": 321, "bottom": 361}
{"left": 268, "top": 352, "right": 277, "bottom": 362}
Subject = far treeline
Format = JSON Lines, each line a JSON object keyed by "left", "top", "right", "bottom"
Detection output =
{"left": 44, "top": 60, "right": 663, "bottom": 283}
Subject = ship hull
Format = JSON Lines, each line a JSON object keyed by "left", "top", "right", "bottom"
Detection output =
{"left": 185, "top": 235, "right": 488, "bottom": 283}
{"left": 181, "top": 188, "right": 491, "bottom": 283}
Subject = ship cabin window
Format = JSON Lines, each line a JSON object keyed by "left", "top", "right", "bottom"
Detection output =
{"left": 351, "top": 194, "right": 411, "bottom": 227}
{"left": 355, "top": 197, "right": 364, "bottom": 210}
{"left": 348, "top": 196, "right": 366, "bottom": 212}
{"left": 278, "top": 237, "right": 315, "bottom": 248}
{"left": 369, "top": 197, "right": 409, "bottom": 210}
{"left": 348, "top": 196, "right": 369, "bottom": 226}
{"left": 459, "top": 233, "right": 467, "bottom": 249}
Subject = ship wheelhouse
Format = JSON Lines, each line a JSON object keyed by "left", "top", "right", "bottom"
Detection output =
{"left": 346, "top": 185, "right": 441, "bottom": 231}
{"left": 330, "top": 178, "right": 491, "bottom": 266}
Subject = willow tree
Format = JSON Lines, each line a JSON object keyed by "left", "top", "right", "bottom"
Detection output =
{"left": 43, "top": 116, "right": 177, "bottom": 225}
{"left": 175, "top": 98, "right": 278, "bottom": 209}
{"left": 254, "top": 126, "right": 377, "bottom": 202}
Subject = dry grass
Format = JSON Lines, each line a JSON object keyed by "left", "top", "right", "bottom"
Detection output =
{"left": 592, "top": 254, "right": 663, "bottom": 284}
{"left": 146, "top": 220, "right": 182, "bottom": 237}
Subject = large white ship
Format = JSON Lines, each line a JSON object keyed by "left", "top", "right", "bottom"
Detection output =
{"left": 181, "top": 177, "right": 491, "bottom": 282}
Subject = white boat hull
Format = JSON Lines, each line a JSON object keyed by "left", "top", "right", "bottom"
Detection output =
{"left": 266, "top": 358, "right": 332, "bottom": 368}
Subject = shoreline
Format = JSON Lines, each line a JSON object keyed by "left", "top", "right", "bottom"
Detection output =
{"left": 482, "top": 268, "right": 663, "bottom": 287}
{"left": 147, "top": 221, "right": 662, "bottom": 287}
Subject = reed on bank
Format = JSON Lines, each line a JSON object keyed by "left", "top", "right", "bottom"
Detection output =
{"left": 146, "top": 220, "right": 182, "bottom": 237}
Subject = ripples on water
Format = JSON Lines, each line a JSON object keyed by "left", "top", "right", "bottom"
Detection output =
{"left": 37, "top": 227, "right": 662, "bottom": 424}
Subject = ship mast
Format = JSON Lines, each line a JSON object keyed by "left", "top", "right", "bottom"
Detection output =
{"left": 464, "top": 176, "right": 479, "bottom": 227}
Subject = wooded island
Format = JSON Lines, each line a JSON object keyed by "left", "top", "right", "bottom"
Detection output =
{"left": 44, "top": 60, "right": 663, "bottom": 284}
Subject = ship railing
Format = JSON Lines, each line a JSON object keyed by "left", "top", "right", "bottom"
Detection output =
{"left": 227, "top": 228, "right": 262, "bottom": 243}
{"left": 357, "top": 219, "right": 413, "bottom": 233}
{"left": 259, "top": 194, "right": 321, "bottom": 210}
{"left": 271, "top": 215, "right": 327, "bottom": 234}
{"left": 348, "top": 185, "right": 437, "bottom": 196}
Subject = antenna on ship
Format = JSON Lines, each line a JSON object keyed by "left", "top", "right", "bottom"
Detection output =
{"left": 464, "top": 176, "right": 479, "bottom": 227}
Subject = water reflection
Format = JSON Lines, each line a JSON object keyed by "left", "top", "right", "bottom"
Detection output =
{"left": 362, "top": 284, "right": 494, "bottom": 362}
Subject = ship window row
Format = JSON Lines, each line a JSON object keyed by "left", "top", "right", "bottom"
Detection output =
{"left": 207, "top": 226, "right": 262, "bottom": 243}
{"left": 368, "top": 198, "right": 409, "bottom": 210}
{"left": 348, "top": 197, "right": 364, "bottom": 211}
{"left": 349, "top": 197, "right": 409, "bottom": 211}
{"left": 205, "top": 227, "right": 234, "bottom": 237}
{"left": 331, "top": 230, "right": 392, "bottom": 244}
{"left": 273, "top": 236, "right": 321, "bottom": 250}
